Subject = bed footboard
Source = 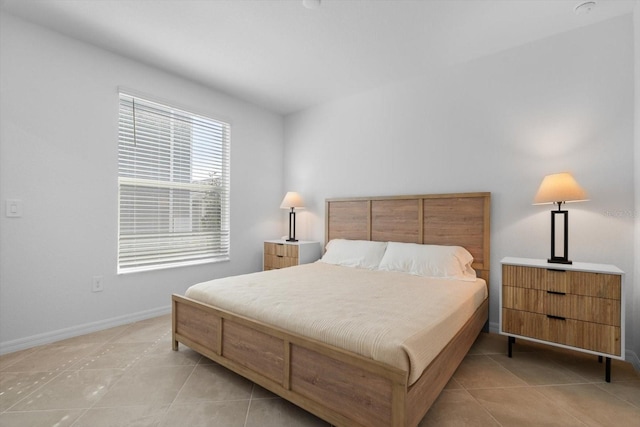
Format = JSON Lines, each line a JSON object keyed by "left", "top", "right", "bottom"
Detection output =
{"left": 172, "top": 294, "right": 409, "bottom": 427}
{"left": 172, "top": 294, "right": 488, "bottom": 427}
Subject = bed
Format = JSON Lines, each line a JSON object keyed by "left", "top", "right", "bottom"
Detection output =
{"left": 172, "top": 192, "right": 490, "bottom": 427}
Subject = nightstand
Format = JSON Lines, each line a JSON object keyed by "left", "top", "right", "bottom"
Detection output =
{"left": 500, "top": 257, "right": 625, "bottom": 382}
{"left": 263, "top": 240, "right": 322, "bottom": 271}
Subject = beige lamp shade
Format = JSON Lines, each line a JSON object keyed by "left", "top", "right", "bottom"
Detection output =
{"left": 280, "top": 192, "right": 305, "bottom": 209}
{"left": 533, "top": 172, "right": 588, "bottom": 205}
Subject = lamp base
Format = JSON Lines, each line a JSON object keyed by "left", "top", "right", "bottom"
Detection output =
{"left": 287, "top": 210, "right": 297, "bottom": 242}
{"left": 548, "top": 209, "right": 572, "bottom": 266}
{"left": 548, "top": 257, "right": 572, "bottom": 265}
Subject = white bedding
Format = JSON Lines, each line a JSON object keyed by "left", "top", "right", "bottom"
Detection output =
{"left": 185, "top": 262, "right": 487, "bottom": 384}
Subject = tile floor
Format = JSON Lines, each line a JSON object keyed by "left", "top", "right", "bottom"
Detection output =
{"left": 1, "top": 315, "right": 638, "bottom": 426}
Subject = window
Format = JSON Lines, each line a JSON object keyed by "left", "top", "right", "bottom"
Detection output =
{"left": 117, "top": 92, "right": 230, "bottom": 273}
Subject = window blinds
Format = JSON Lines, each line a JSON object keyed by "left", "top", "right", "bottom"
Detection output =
{"left": 117, "top": 93, "right": 231, "bottom": 273}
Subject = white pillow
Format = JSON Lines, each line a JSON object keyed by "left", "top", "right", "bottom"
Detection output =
{"left": 319, "top": 239, "right": 388, "bottom": 270}
{"left": 378, "top": 242, "right": 476, "bottom": 281}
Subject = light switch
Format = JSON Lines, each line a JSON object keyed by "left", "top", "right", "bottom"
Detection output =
{"left": 6, "top": 199, "right": 22, "bottom": 218}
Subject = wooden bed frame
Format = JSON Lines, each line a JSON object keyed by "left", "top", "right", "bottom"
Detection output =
{"left": 172, "top": 192, "right": 490, "bottom": 427}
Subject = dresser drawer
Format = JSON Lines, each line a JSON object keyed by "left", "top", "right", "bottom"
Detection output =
{"left": 264, "top": 242, "right": 299, "bottom": 270}
{"left": 264, "top": 254, "right": 298, "bottom": 270}
{"left": 502, "top": 265, "right": 546, "bottom": 289}
{"left": 502, "top": 308, "right": 621, "bottom": 356}
{"left": 502, "top": 265, "right": 569, "bottom": 291}
{"left": 264, "top": 242, "right": 298, "bottom": 258}
{"left": 502, "top": 287, "right": 620, "bottom": 326}
{"left": 263, "top": 241, "right": 321, "bottom": 271}
{"left": 502, "top": 266, "right": 620, "bottom": 300}
{"left": 568, "top": 271, "right": 621, "bottom": 299}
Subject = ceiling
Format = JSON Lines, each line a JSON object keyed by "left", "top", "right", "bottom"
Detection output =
{"left": 1, "top": 0, "right": 636, "bottom": 115}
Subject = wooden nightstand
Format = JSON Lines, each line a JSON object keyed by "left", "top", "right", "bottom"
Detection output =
{"left": 263, "top": 240, "right": 322, "bottom": 271}
{"left": 500, "top": 257, "right": 625, "bottom": 382}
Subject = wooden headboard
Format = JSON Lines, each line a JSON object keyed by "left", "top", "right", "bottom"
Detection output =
{"left": 325, "top": 192, "right": 491, "bottom": 283}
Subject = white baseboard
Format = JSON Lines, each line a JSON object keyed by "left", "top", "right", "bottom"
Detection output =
{"left": 489, "top": 321, "right": 500, "bottom": 334}
{"left": 627, "top": 349, "right": 640, "bottom": 372}
{"left": 0, "top": 305, "right": 171, "bottom": 355}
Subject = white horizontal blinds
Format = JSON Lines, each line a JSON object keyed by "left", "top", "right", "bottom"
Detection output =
{"left": 118, "top": 93, "right": 230, "bottom": 273}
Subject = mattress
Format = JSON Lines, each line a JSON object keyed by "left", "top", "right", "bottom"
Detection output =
{"left": 185, "top": 262, "right": 487, "bottom": 384}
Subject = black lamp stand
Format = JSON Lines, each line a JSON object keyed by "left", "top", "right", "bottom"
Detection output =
{"left": 548, "top": 202, "right": 572, "bottom": 264}
{"left": 286, "top": 208, "right": 297, "bottom": 242}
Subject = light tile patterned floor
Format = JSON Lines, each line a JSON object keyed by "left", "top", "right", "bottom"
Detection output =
{"left": 1, "top": 315, "right": 638, "bottom": 426}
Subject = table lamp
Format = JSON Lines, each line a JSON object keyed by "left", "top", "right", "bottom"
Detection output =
{"left": 280, "top": 192, "right": 305, "bottom": 242}
{"left": 533, "top": 172, "right": 588, "bottom": 264}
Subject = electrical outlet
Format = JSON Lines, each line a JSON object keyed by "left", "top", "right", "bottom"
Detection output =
{"left": 5, "top": 199, "right": 22, "bottom": 217}
{"left": 92, "top": 276, "right": 104, "bottom": 292}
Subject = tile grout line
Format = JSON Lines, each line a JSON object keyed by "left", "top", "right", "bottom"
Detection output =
{"left": 1, "top": 318, "right": 178, "bottom": 423}
{"left": 0, "top": 320, "right": 135, "bottom": 415}
{"left": 243, "top": 383, "right": 256, "bottom": 427}
{"left": 1, "top": 370, "right": 64, "bottom": 413}
{"left": 456, "top": 338, "right": 638, "bottom": 425}
{"left": 458, "top": 387, "right": 506, "bottom": 427}
{"left": 69, "top": 324, "right": 166, "bottom": 427}
{"left": 156, "top": 350, "right": 201, "bottom": 421}
{"left": 486, "top": 349, "right": 610, "bottom": 387}
{"left": 556, "top": 380, "right": 640, "bottom": 411}
{"left": 461, "top": 346, "right": 591, "bottom": 426}
{"left": 526, "top": 385, "right": 592, "bottom": 426}
{"left": 64, "top": 326, "right": 173, "bottom": 426}
{"left": 485, "top": 354, "right": 528, "bottom": 384}
{"left": 2, "top": 354, "right": 91, "bottom": 414}
{"left": 0, "top": 348, "right": 38, "bottom": 371}
{"left": 69, "top": 334, "right": 166, "bottom": 427}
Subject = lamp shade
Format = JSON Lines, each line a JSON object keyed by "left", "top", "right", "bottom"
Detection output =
{"left": 280, "top": 192, "right": 305, "bottom": 209}
{"left": 533, "top": 172, "right": 588, "bottom": 205}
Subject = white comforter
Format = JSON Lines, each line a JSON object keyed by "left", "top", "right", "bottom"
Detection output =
{"left": 185, "top": 262, "right": 487, "bottom": 384}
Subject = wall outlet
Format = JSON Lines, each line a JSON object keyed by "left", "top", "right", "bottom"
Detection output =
{"left": 92, "top": 276, "right": 104, "bottom": 292}
{"left": 5, "top": 199, "right": 23, "bottom": 217}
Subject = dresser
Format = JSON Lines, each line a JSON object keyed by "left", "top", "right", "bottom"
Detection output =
{"left": 500, "top": 257, "right": 624, "bottom": 382}
{"left": 263, "top": 240, "right": 322, "bottom": 271}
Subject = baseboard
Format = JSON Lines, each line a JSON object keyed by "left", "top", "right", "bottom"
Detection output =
{"left": 0, "top": 305, "right": 171, "bottom": 355}
{"left": 626, "top": 349, "right": 640, "bottom": 372}
{"left": 489, "top": 321, "right": 500, "bottom": 334}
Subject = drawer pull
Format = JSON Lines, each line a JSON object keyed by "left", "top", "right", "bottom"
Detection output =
{"left": 546, "top": 269, "right": 567, "bottom": 273}
{"left": 546, "top": 290, "right": 566, "bottom": 295}
{"left": 546, "top": 315, "right": 566, "bottom": 320}
{"left": 277, "top": 255, "right": 284, "bottom": 258}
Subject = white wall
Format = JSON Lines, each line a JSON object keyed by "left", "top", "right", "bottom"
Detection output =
{"left": 285, "top": 16, "right": 637, "bottom": 360}
{"left": 633, "top": 1, "right": 640, "bottom": 369}
{"left": 0, "top": 13, "right": 284, "bottom": 352}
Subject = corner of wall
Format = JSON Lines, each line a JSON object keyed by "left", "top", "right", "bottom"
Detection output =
{"left": 634, "top": 0, "right": 640, "bottom": 371}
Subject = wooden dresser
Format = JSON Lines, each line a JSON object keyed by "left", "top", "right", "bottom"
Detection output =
{"left": 263, "top": 240, "right": 322, "bottom": 271}
{"left": 500, "top": 257, "right": 624, "bottom": 382}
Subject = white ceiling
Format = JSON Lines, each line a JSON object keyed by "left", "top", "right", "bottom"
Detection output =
{"left": 1, "top": 0, "right": 636, "bottom": 114}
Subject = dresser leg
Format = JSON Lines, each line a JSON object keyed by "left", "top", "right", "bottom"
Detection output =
{"left": 508, "top": 336, "right": 515, "bottom": 358}
{"left": 598, "top": 355, "right": 603, "bottom": 363}
{"left": 605, "top": 357, "right": 611, "bottom": 383}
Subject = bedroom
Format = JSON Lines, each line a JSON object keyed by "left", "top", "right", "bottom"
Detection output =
{"left": 1, "top": 0, "right": 639, "bottom": 425}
